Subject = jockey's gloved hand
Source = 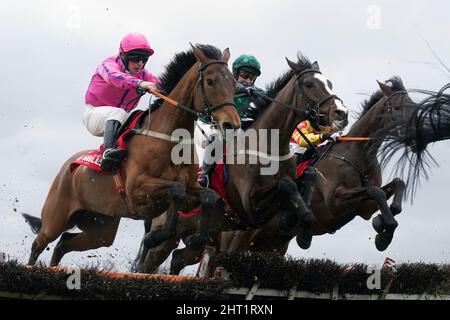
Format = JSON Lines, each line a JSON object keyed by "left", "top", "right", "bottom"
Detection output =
{"left": 139, "top": 81, "right": 158, "bottom": 92}
{"left": 241, "top": 117, "right": 254, "bottom": 130}
{"left": 246, "top": 87, "right": 255, "bottom": 95}
{"left": 235, "top": 83, "right": 248, "bottom": 95}
{"left": 322, "top": 132, "right": 341, "bottom": 142}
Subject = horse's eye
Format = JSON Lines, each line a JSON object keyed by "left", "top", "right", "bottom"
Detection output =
{"left": 304, "top": 81, "right": 314, "bottom": 89}
{"left": 206, "top": 79, "right": 214, "bottom": 86}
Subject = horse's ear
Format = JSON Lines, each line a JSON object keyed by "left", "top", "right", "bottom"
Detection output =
{"left": 222, "top": 48, "right": 231, "bottom": 63}
{"left": 191, "top": 43, "right": 208, "bottom": 64}
{"left": 377, "top": 80, "right": 394, "bottom": 95}
{"left": 286, "top": 57, "right": 301, "bottom": 72}
{"left": 312, "top": 61, "right": 320, "bottom": 71}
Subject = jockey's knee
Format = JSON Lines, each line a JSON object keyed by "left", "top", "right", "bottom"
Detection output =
{"left": 82, "top": 105, "right": 128, "bottom": 136}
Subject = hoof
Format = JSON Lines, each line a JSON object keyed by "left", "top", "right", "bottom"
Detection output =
{"left": 375, "top": 233, "right": 391, "bottom": 251}
{"left": 296, "top": 234, "right": 312, "bottom": 250}
{"left": 372, "top": 215, "right": 384, "bottom": 234}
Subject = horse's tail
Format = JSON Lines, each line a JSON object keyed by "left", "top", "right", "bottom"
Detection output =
{"left": 22, "top": 213, "right": 42, "bottom": 234}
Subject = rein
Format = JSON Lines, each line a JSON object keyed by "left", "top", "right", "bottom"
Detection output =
{"left": 134, "top": 60, "right": 237, "bottom": 143}
{"left": 312, "top": 90, "right": 408, "bottom": 184}
{"left": 248, "top": 69, "right": 343, "bottom": 127}
{"left": 137, "top": 60, "right": 236, "bottom": 123}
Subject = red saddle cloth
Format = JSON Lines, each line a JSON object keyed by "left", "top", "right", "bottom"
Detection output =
{"left": 296, "top": 159, "right": 313, "bottom": 179}
{"left": 70, "top": 111, "right": 146, "bottom": 174}
{"left": 70, "top": 148, "right": 105, "bottom": 173}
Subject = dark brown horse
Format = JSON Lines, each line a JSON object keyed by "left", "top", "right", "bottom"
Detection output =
{"left": 136, "top": 55, "right": 349, "bottom": 274}
{"left": 22, "top": 44, "right": 241, "bottom": 266}
{"left": 219, "top": 76, "right": 419, "bottom": 256}
{"left": 149, "top": 76, "right": 420, "bottom": 275}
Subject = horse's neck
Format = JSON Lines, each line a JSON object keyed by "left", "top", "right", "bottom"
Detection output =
{"left": 144, "top": 69, "right": 198, "bottom": 135}
{"left": 334, "top": 97, "right": 387, "bottom": 165}
{"left": 348, "top": 97, "right": 387, "bottom": 147}
{"left": 254, "top": 78, "right": 304, "bottom": 154}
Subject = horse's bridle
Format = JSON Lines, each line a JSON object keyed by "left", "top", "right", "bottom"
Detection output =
{"left": 294, "top": 69, "right": 343, "bottom": 127}
{"left": 197, "top": 60, "right": 237, "bottom": 123}
{"left": 384, "top": 90, "right": 408, "bottom": 115}
{"left": 318, "top": 90, "right": 410, "bottom": 186}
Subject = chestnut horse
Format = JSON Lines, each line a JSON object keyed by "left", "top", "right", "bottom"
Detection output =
{"left": 23, "top": 44, "right": 241, "bottom": 266}
{"left": 136, "top": 55, "right": 349, "bottom": 274}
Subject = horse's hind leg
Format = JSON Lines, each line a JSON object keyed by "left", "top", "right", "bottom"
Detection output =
{"left": 50, "top": 216, "right": 120, "bottom": 266}
{"left": 387, "top": 178, "right": 406, "bottom": 215}
{"left": 144, "top": 182, "right": 186, "bottom": 249}
{"left": 131, "top": 218, "right": 153, "bottom": 273}
{"left": 29, "top": 233, "right": 51, "bottom": 265}
{"left": 28, "top": 204, "right": 71, "bottom": 265}
{"left": 140, "top": 236, "right": 180, "bottom": 274}
{"left": 170, "top": 246, "right": 203, "bottom": 275}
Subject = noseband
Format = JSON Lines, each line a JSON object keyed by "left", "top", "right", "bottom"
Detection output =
{"left": 295, "top": 69, "right": 343, "bottom": 126}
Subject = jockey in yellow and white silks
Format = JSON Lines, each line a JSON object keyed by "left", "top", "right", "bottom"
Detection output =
{"left": 290, "top": 119, "right": 342, "bottom": 156}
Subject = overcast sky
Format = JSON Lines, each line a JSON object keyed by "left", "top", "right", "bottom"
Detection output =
{"left": 0, "top": 0, "right": 449, "bottom": 273}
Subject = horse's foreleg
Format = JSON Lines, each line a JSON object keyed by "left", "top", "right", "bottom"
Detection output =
{"left": 383, "top": 178, "right": 406, "bottom": 216}
{"left": 369, "top": 178, "right": 405, "bottom": 238}
{"left": 335, "top": 186, "right": 398, "bottom": 251}
{"left": 143, "top": 182, "right": 186, "bottom": 249}
{"left": 184, "top": 188, "right": 219, "bottom": 251}
{"left": 298, "top": 167, "right": 318, "bottom": 208}
{"left": 277, "top": 177, "right": 313, "bottom": 249}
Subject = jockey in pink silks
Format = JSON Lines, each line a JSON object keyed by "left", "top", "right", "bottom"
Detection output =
{"left": 83, "top": 32, "right": 160, "bottom": 170}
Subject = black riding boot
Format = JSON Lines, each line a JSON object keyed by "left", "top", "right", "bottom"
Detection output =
{"left": 198, "top": 133, "right": 220, "bottom": 187}
{"left": 198, "top": 162, "right": 217, "bottom": 187}
{"left": 101, "top": 119, "right": 127, "bottom": 171}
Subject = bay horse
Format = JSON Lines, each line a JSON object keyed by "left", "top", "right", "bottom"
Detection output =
{"left": 219, "top": 76, "right": 420, "bottom": 257}
{"left": 136, "top": 54, "right": 349, "bottom": 274}
{"left": 22, "top": 44, "right": 241, "bottom": 266}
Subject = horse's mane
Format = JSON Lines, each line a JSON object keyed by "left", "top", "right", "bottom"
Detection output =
{"left": 376, "top": 82, "right": 450, "bottom": 199}
{"left": 150, "top": 44, "right": 223, "bottom": 111}
{"left": 252, "top": 54, "right": 313, "bottom": 120}
{"left": 358, "top": 76, "right": 406, "bottom": 120}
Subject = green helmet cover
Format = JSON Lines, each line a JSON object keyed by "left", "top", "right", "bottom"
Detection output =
{"left": 232, "top": 54, "right": 261, "bottom": 76}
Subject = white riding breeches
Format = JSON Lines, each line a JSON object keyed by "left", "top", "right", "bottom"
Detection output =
{"left": 82, "top": 105, "right": 129, "bottom": 137}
